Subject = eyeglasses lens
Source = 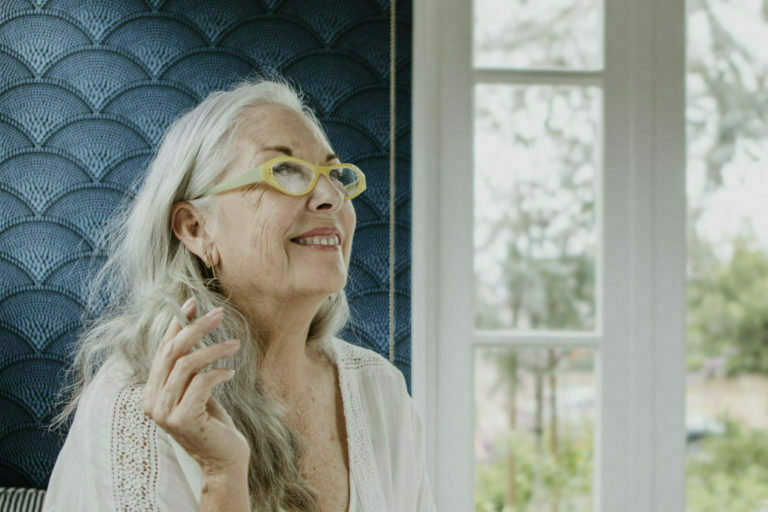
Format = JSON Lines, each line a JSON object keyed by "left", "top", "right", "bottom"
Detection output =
{"left": 272, "top": 162, "right": 361, "bottom": 197}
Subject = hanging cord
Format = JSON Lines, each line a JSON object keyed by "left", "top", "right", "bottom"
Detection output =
{"left": 388, "top": 0, "right": 397, "bottom": 365}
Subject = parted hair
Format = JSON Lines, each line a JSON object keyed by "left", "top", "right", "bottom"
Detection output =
{"left": 49, "top": 74, "right": 351, "bottom": 512}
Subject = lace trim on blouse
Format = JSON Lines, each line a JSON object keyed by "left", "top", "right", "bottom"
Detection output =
{"left": 331, "top": 337, "right": 392, "bottom": 511}
{"left": 110, "top": 385, "right": 159, "bottom": 511}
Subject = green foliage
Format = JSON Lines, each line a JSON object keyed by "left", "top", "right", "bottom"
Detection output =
{"left": 686, "top": 416, "right": 768, "bottom": 512}
{"left": 475, "top": 414, "right": 768, "bottom": 512}
{"left": 687, "top": 235, "right": 768, "bottom": 375}
{"left": 475, "top": 420, "right": 593, "bottom": 512}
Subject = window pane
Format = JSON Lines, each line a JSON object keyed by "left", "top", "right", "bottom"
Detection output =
{"left": 474, "top": 346, "right": 595, "bottom": 511}
{"left": 685, "top": 0, "right": 768, "bottom": 510}
{"left": 473, "top": 0, "right": 603, "bottom": 70}
{"left": 473, "top": 85, "right": 599, "bottom": 331}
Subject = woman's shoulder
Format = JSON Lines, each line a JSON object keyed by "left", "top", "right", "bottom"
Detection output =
{"left": 76, "top": 353, "right": 144, "bottom": 417}
{"left": 331, "top": 336, "right": 405, "bottom": 378}
{"left": 330, "top": 335, "right": 388, "bottom": 368}
{"left": 65, "top": 353, "right": 162, "bottom": 483}
{"left": 44, "top": 355, "right": 161, "bottom": 510}
{"left": 330, "top": 336, "right": 409, "bottom": 398}
{"left": 46, "top": 354, "right": 198, "bottom": 511}
{"left": 71, "top": 353, "right": 158, "bottom": 462}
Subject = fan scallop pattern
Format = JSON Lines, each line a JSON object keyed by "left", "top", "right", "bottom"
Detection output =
{"left": 0, "top": 0, "right": 412, "bottom": 490}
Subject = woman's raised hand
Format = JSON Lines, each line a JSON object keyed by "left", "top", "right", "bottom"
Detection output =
{"left": 141, "top": 297, "right": 250, "bottom": 476}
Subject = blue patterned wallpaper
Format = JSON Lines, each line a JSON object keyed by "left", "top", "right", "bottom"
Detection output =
{"left": 0, "top": 0, "right": 412, "bottom": 489}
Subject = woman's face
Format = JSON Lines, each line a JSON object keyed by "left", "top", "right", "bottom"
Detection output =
{"left": 209, "top": 104, "right": 356, "bottom": 301}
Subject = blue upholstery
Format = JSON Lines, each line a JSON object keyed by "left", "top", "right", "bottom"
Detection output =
{"left": 0, "top": 487, "right": 46, "bottom": 511}
{"left": 0, "top": 0, "right": 412, "bottom": 490}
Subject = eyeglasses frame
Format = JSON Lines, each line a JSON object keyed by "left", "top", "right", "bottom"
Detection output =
{"left": 193, "top": 155, "right": 367, "bottom": 200}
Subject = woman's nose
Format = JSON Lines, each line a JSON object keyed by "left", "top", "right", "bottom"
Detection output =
{"left": 309, "top": 174, "right": 343, "bottom": 210}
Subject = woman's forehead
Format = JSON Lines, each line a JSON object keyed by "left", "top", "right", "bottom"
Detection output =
{"left": 239, "top": 104, "right": 331, "bottom": 153}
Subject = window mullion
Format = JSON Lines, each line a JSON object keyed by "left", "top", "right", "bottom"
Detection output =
{"left": 601, "top": 0, "right": 686, "bottom": 510}
{"left": 474, "top": 68, "right": 603, "bottom": 87}
{"left": 474, "top": 330, "right": 601, "bottom": 349}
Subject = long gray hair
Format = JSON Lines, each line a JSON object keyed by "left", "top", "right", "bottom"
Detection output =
{"left": 49, "top": 75, "right": 351, "bottom": 512}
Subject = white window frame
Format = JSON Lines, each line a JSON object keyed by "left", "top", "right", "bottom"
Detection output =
{"left": 411, "top": 0, "right": 686, "bottom": 510}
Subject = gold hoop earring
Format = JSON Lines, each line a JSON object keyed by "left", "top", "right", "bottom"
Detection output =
{"left": 203, "top": 251, "right": 217, "bottom": 280}
{"left": 210, "top": 245, "right": 220, "bottom": 267}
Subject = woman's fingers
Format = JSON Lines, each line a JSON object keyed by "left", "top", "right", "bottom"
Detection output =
{"left": 143, "top": 299, "right": 223, "bottom": 417}
{"left": 175, "top": 368, "right": 236, "bottom": 420}
{"left": 159, "top": 297, "right": 197, "bottom": 346}
{"left": 160, "top": 340, "right": 241, "bottom": 410}
{"left": 154, "top": 307, "right": 224, "bottom": 388}
{"left": 140, "top": 300, "right": 250, "bottom": 474}
{"left": 146, "top": 297, "right": 197, "bottom": 393}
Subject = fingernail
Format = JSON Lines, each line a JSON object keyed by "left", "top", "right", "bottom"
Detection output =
{"left": 206, "top": 306, "right": 224, "bottom": 318}
{"left": 223, "top": 339, "right": 240, "bottom": 346}
{"left": 182, "top": 297, "right": 195, "bottom": 312}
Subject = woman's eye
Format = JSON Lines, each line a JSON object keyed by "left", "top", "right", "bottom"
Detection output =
{"left": 274, "top": 163, "right": 298, "bottom": 174}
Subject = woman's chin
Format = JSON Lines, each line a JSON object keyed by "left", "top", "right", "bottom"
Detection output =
{"left": 291, "top": 275, "right": 347, "bottom": 295}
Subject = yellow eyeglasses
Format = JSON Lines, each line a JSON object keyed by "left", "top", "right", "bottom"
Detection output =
{"left": 194, "top": 155, "right": 367, "bottom": 200}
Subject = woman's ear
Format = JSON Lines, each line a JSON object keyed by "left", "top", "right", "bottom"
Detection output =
{"left": 171, "top": 201, "right": 207, "bottom": 261}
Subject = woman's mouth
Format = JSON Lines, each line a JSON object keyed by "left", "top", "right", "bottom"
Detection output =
{"left": 289, "top": 236, "right": 341, "bottom": 251}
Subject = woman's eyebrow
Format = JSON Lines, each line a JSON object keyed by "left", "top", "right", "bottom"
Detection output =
{"left": 260, "top": 145, "right": 339, "bottom": 162}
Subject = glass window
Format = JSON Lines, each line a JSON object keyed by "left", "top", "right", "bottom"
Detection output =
{"left": 475, "top": 346, "right": 595, "bottom": 510}
{"left": 474, "top": 85, "right": 600, "bottom": 331}
{"left": 473, "top": 0, "right": 603, "bottom": 70}
{"left": 685, "top": 0, "right": 768, "bottom": 510}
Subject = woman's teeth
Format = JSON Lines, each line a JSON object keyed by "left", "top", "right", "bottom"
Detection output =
{"left": 292, "top": 235, "right": 340, "bottom": 246}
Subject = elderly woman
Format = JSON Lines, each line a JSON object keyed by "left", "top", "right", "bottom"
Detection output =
{"left": 42, "top": 78, "right": 435, "bottom": 512}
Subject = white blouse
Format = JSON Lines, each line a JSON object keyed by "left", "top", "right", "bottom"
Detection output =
{"left": 42, "top": 335, "right": 436, "bottom": 512}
